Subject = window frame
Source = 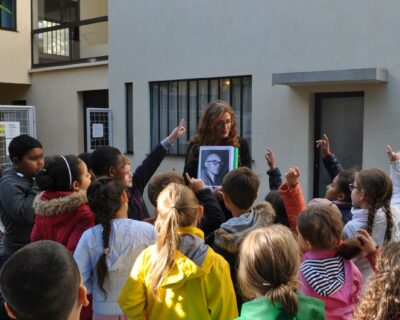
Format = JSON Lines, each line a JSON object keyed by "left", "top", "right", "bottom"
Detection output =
{"left": 31, "top": 0, "right": 108, "bottom": 68}
{"left": 150, "top": 75, "right": 252, "bottom": 156}
{"left": 0, "top": 0, "right": 16, "bottom": 31}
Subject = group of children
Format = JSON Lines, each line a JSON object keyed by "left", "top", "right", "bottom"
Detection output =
{"left": 0, "top": 129, "right": 400, "bottom": 320}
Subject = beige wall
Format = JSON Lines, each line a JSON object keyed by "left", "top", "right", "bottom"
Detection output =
{"left": 26, "top": 64, "right": 108, "bottom": 155}
{"left": 0, "top": 1, "right": 31, "bottom": 84}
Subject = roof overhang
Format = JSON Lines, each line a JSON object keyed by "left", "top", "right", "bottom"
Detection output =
{"left": 272, "top": 68, "right": 388, "bottom": 86}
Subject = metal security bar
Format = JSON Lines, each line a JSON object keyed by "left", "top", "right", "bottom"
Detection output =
{"left": 85, "top": 108, "right": 112, "bottom": 152}
{"left": 0, "top": 106, "right": 36, "bottom": 167}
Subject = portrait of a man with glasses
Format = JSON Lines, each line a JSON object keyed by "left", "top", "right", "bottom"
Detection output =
{"left": 199, "top": 150, "right": 228, "bottom": 187}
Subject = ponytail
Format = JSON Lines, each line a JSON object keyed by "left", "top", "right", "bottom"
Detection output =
{"left": 383, "top": 203, "right": 393, "bottom": 242}
{"left": 148, "top": 183, "right": 199, "bottom": 298}
{"left": 87, "top": 177, "right": 125, "bottom": 297}
{"left": 265, "top": 280, "right": 299, "bottom": 314}
{"left": 149, "top": 207, "right": 180, "bottom": 297}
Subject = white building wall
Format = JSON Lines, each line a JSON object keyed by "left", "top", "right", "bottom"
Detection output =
{"left": 27, "top": 64, "right": 108, "bottom": 155}
{"left": 109, "top": 0, "right": 400, "bottom": 204}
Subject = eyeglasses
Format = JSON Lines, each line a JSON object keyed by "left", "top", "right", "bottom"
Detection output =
{"left": 349, "top": 183, "right": 360, "bottom": 191}
{"left": 215, "top": 119, "right": 232, "bottom": 129}
{"left": 206, "top": 160, "right": 224, "bottom": 166}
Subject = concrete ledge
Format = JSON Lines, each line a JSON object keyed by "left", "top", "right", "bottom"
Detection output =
{"left": 272, "top": 68, "right": 388, "bottom": 86}
{"left": 29, "top": 60, "right": 108, "bottom": 73}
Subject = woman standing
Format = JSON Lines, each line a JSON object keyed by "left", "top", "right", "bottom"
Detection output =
{"left": 183, "top": 100, "right": 251, "bottom": 180}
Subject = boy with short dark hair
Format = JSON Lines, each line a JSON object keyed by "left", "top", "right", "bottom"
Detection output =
{"left": 0, "top": 134, "right": 44, "bottom": 258}
{"left": 213, "top": 167, "right": 276, "bottom": 312}
{"left": 0, "top": 240, "right": 88, "bottom": 320}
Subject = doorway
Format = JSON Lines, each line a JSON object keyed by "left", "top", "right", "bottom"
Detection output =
{"left": 313, "top": 92, "right": 364, "bottom": 197}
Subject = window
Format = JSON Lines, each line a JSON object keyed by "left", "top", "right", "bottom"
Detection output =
{"left": 0, "top": 0, "right": 16, "bottom": 30}
{"left": 31, "top": 0, "right": 108, "bottom": 67}
{"left": 150, "top": 76, "right": 252, "bottom": 155}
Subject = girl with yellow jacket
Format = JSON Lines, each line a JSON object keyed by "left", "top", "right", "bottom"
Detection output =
{"left": 118, "top": 183, "right": 238, "bottom": 320}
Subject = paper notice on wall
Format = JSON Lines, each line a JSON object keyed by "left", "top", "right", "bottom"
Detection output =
{"left": 5, "top": 122, "right": 20, "bottom": 139}
{"left": 0, "top": 122, "right": 20, "bottom": 139}
{"left": 0, "top": 123, "right": 5, "bottom": 137}
{"left": 0, "top": 122, "right": 21, "bottom": 156}
{"left": 92, "top": 123, "right": 104, "bottom": 138}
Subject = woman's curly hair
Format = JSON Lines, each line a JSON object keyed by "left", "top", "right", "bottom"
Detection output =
{"left": 192, "top": 100, "right": 239, "bottom": 147}
{"left": 354, "top": 242, "right": 400, "bottom": 320}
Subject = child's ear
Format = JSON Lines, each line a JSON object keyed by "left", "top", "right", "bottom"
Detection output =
{"left": 71, "top": 180, "right": 80, "bottom": 192}
{"left": 108, "top": 166, "right": 115, "bottom": 178}
{"left": 5, "top": 303, "right": 16, "bottom": 319}
{"left": 337, "top": 192, "right": 345, "bottom": 201}
{"left": 197, "top": 205, "right": 204, "bottom": 222}
{"left": 78, "top": 284, "right": 89, "bottom": 307}
{"left": 11, "top": 157, "right": 21, "bottom": 167}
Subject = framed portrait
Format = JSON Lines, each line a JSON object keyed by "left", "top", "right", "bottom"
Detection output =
{"left": 198, "top": 146, "right": 237, "bottom": 187}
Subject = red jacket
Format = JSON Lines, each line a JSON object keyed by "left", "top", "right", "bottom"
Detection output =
{"left": 279, "top": 182, "right": 305, "bottom": 234}
{"left": 31, "top": 191, "right": 95, "bottom": 253}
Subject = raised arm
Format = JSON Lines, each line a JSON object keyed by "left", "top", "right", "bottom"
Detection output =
{"left": 279, "top": 166, "right": 305, "bottom": 234}
{"left": 134, "top": 119, "right": 186, "bottom": 194}
{"left": 185, "top": 173, "right": 225, "bottom": 239}
{"left": 316, "top": 134, "right": 343, "bottom": 180}
{"left": 265, "top": 148, "right": 282, "bottom": 190}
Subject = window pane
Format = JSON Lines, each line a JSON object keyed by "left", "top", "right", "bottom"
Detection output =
{"left": 198, "top": 80, "right": 208, "bottom": 115}
{"left": 159, "top": 83, "right": 168, "bottom": 143}
{"left": 220, "top": 78, "right": 231, "bottom": 103}
{"left": 178, "top": 81, "right": 188, "bottom": 154}
{"left": 210, "top": 79, "right": 218, "bottom": 101}
{"left": 168, "top": 82, "right": 178, "bottom": 154}
{"left": 150, "top": 83, "right": 159, "bottom": 149}
{"left": 0, "top": 0, "right": 16, "bottom": 29}
{"left": 189, "top": 81, "right": 197, "bottom": 141}
{"left": 242, "top": 77, "right": 252, "bottom": 152}
{"left": 231, "top": 78, "right": 241, "bottom": 135}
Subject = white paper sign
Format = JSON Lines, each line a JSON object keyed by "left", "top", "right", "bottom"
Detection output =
{"left": 92, "top": 123, "right": 104, "bottom": 138}
{"left": 5, "top": 122, "right": 20, "bottom": 139}
{"left": 0, "top": 122, "right": 20, "bottom": 139}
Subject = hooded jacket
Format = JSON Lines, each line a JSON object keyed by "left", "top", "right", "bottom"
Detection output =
{"left": 74, "top": 219, "right": 156, "bottom": 316}
{"left": 31, "top": 191, "right": 95, "bottom": 252}
{"left": 300, "top": 250, "right": 362, "bottom": 320}
{"left": 237, "top": 295, "right": 326, "bottom": 320}
{"left": 213, "top": 201, "right": 276, "bottom": 311}
{"left": 0, "top": 168, "right": 40, "bottom": 255}
{"left": 118, "top": 226, "right": 238, "bottom": 320}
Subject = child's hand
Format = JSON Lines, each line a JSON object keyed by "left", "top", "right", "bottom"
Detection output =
{"left": 386, "top": 145, "right": 400, "bottom": 161}
{"left": 285, "top": 166, "right": 300, "bottom": 187}
{"left": 315, "top": 134, "right": 332, "bottom": 156}
{"left": 357, "top": 229, "right": 377, "bottom": 255}
{"left": 264, "top": 148, "right": 276, "bottom": 170}
{"left": 167, "top": 119, "right": 186, "bottom": 144}
{"left": 185, "top": 173, "right": 206, "bottom": 193}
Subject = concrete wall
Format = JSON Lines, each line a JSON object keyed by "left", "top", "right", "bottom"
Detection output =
{"left": 109, "top": 0, "right": 400, "bottom": 204}
{"left": 26, "top": 64, "right": 108, "bottom": 155}
{"left": 0, "top": 1, "right": 31, "bottom": 84}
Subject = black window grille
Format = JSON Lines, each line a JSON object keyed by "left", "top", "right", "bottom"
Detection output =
{"left": 150, "top": 76, "right": 252, "bottom": 155}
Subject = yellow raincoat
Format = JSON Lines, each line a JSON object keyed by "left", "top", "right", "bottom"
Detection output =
{"left": 118, "top": 226, "right": 238, "bottom": 319}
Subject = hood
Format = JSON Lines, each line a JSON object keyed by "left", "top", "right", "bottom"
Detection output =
{"left": 155, "top": 226, "right": 211, "bottom": 290}
{"left": 301, "top": 251, "right": 345, "bottom": 297}
{"left": 214, "top": 201, "right": 276, "bottom": 254}
{"left": 33, "top": 191, "right": 87, "bottom": 216}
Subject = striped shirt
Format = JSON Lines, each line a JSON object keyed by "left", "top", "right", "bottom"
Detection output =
{"left": 301, "top": 255, "right": 345, "bottom": 297}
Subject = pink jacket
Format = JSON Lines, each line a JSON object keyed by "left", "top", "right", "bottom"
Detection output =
{"left": 300, "top": 250, "right": 362, "bottom": 320}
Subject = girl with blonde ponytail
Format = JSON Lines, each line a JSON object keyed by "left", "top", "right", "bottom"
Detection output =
{"left": 119, "top": 183, "right": 238, "bottom": 320}
{"left": 237, "top": 225, "right": 325, "bottom": 319}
